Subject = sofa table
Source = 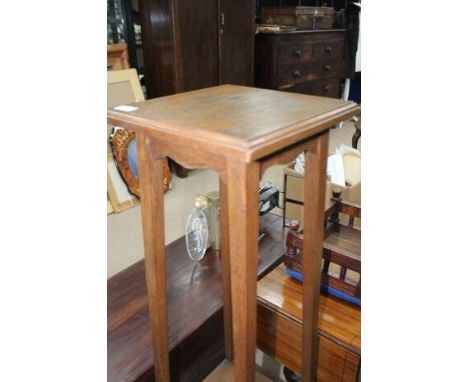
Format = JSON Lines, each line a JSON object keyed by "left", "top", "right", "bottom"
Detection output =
{"left": 108, "top": 85, "right": 359, "bottom": 382}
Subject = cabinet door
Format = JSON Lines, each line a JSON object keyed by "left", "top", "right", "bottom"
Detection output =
{"left": 219, "top": 0, "right": 255, "bottom": 86}
{"left": 140, "top": 0, "right": 178, "bottom": 98}
{"left": 178, "top": 0, "right": 219, "bottom": 92}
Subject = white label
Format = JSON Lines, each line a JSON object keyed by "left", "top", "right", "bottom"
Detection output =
{"left": 327, "top": 153, "right": 346, "bottom": 187}
{"left": 113, "top": 105, "right": 139, "bottom": 112}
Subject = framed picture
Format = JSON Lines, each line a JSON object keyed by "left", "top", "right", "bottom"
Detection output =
{"left": 107, "top": 193, "right": 114, "bottom": 215}
{"left": 107, "top": 68, "right": 144, "bottom": 108}
{"left": 107, "top": 152, "right": 138, "bottom": 213}
{"left": 107, "top": 69, "right": 171, "bottom": 204}
{"left": 107, "top": 69, "right": 144, "bottom": 213}
{"left": 111, "top": 127, "right": 172, "bottom": 197}
{"left": 107, "top": 68, "right": 144, "bottom": 153}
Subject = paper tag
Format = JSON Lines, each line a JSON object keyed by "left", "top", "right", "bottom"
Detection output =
{"left": 327, "top": 153, "right": 346, "bottom": 187}
{"left": 113, "top": 105, "right": 139, "bottom": 112}
{"left": 337, "top": 144, "right": 360, "bottom": 156}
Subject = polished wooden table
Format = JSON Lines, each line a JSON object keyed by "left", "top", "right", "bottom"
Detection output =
{"left": 257, "top": 265, "right": 361, "bottom": 382}
{"left": 108, "top": 85, "right": 359, "bottom": 382}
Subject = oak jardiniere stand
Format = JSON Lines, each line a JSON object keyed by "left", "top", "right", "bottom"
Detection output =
{"left": 107, "top": 85, "right": 360, "bottom": 382}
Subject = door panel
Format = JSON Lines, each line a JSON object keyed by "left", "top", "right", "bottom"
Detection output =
{"left": 219, "top": 0, "right": 255, "bottom": 86}
{"left": 178, "top": 0, "right": 219, "bottom": 91}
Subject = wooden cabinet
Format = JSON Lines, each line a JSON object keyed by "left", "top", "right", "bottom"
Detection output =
{"left": 139, "top": 0, "right": 255, "bottom": 99}
{"left": 255, "top": 30, "right": 345, "bottom": 98}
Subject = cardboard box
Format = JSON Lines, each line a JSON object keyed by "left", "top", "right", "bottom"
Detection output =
{"left": 284, "top": 152, "right": 361, "bottom": 222}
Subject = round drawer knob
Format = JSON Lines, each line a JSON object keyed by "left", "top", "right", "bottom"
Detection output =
{"left": 323, "top": 85, "right": 330, "bottom": 92}
{"left": 293, "top": 49, "right": 302, "bottom": 57}
{"left": 325, "top": 45, "right": 333, "bottom": 53}
{"left": 324, "top": 64, "right": 331, "bottom": 71}
{"left": 292, "top": 70, "right": 301, "bottom": 78}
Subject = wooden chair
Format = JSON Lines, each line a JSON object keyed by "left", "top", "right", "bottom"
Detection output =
{"left": 107, "top": 44, "right": 130, "bottom": 71}
{"left": 285, "top": 190, "right": 361, "bottom": 301}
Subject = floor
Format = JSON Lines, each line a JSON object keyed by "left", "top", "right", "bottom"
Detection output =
{"left": 107, "top": 120, "right": 359, "bottom": 381}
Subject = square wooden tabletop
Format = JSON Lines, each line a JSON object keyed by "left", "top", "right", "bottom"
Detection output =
{"left": 107, "top": 84, "right": 360, "bottom": 161}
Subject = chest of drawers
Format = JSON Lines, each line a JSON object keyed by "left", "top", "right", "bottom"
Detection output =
{"left": 255, "top": 30, "right": 345, "bottom": 98}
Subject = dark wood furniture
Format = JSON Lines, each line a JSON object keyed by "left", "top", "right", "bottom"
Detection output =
{"left": 261, "top": 6, "right": 335, "bottom": 30}
{"left": 139, "top": 0, "right": 255, "bottom": 179}
{"left": 255, "top": 30, "right": 345, "bottom": 98}
{"left": 108, "top": 214, "right": 285, "bottom": 382}
{"left": 257, "top": 264, "right": 361, "bottom": 382}
{"left": 107, "top": 85, "right": 359, "bottom": 381}
{"left": 285, "top": 192, "right": 361, "bottom": 300}
{"left": 139, "top": 0, "right": 255, "bottom": 99}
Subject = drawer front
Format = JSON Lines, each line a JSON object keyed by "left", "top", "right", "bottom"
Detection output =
{"left": 277, "top": 43, "right": 313, "bottom": 64}
{"left": 278, "top": 60, "right": 341, "bottom": 88}
{"left": 310, "top": 39, "right": 344, "bottom": 60}
{"left": 257, "top": 301, "right": 358, "bottom": 382}
{"left": 277, "top": 39, "right": 344, "bottom": 64}
{"left": 281, "top": 76, "right": 341, "bottom": 98}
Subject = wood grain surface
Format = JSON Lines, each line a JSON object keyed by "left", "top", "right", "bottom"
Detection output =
{"left": 257, "top": 265, "right": 361, "bottom": 381}
{"left": 219, "top": 179, "right": 233, "bottom": 360}
{"left": 139, "top": 0, "right": 254, "bottom": 99}
{"left": 107, "top": 85, "right": 360, "bottom": 161}
{"left": 204, "top": 360, "right": 272, "bottom": 382}
{"left": 137, "top": 134, "right": 170, "bottom": 381}
{"left": 226, "top": 161, "right": 260, "bottom": 381}
{"left": 301, "top": 132, "right": 329, "bottom": 382}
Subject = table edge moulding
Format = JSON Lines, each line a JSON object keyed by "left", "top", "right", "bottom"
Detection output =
{"left": 107, "top": 84, "right": 360, "bottom": 162}
{"left": 107, "top": 85, "right": 360, "bottom": 382}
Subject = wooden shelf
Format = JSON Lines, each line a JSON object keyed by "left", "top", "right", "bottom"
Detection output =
{"left": 204, "top": 360, "right": 272, "bottom": 382}
{"left": 108, "top": 214, "right": 286, "bottom": 381}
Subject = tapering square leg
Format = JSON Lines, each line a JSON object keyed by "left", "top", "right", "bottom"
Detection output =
{"left": 226, "top": 161, "right": 260, "bottom": 381}
{"left": 219, "top": 178, "right": 233, "bottom": 360}
{"left": 301, "top": 132, "right": 329, "bottom": 382}
{"left": 136, "top": 133, "right": 170, "bottom": 382}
